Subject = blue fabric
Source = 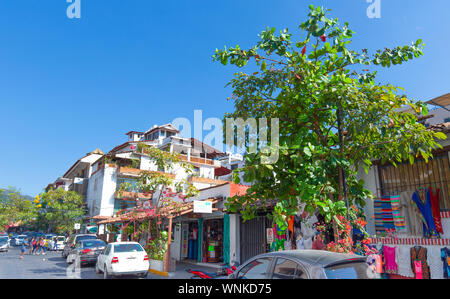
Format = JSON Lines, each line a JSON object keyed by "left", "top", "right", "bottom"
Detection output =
{"left": 441, "top": 247, "right": 450, "bottom": 279}
{"left": 412, "top": 190, "right": 439, "bottom": 238}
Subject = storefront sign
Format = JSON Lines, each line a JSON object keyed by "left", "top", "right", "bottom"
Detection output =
{"left": 193, "top": 201, "right": 212, "bottom": 214}
{"left": 266, "top": 228, "right": 274, "bottom": 244}
{"left": 74, "top": 223, "right": 81, "bottom": 230}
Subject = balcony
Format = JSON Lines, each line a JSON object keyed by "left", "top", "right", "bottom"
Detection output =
{"left": 117, "top": 166, "right": 176, "bottom": 179}
{"left": 178, "top": 154, "right": 221, "bottom": 167}
{"left": 114, "top": 190, "right": 153, "bottom": 200}
{"left": 188, "top": 176, "right": 230, "bottom": 185}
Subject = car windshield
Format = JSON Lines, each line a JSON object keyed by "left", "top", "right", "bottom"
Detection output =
{"left": 324, "top": 262, "right": 379, "bottom": 279}
{"left": 76, "top": 235, "right": 97, "bottom": 242}
{"left": 114, "top": 244, "right": 144, "bottom": 253}
{"left": 83, "top": 240, "right": 105, "bottom": 248}
{"left": 17, "top": 236, "right": 26, "bottom": 239}
{"left": 57, "top": 237, "right": 65, "bottom": 242}
{"left": 0, "top": 237, "right": 8, "bottom": 243}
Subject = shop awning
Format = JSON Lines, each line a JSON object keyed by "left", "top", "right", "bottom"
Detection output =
{"left": 214, "top": 167, "right": 232, "bottom": 177}
{"left": 426, "top": 93, "right": 450, "bottom": 108}
{"left": 97, "top": 197, "right": 225, "bottom": 225}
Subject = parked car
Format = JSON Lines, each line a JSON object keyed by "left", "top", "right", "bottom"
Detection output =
{"left": 48, "top": 236, "right": 66, "bottom": 251}
{"left": 95, "top": 242, "right": 149, "bottom": 279}
{"left": 0, "top": 236, "right": 9, "bottom": 252}
{"left": 66, "top": 239, "right": 106, "bottom": 266}
{"left": 227, "top": 250, "right": 380, "bottom": 279}
{"left": 14, "top": 235, "right": 27, "bottom": 246}
{"left": 62, "top": 234, "right": 97, "bottom": 258}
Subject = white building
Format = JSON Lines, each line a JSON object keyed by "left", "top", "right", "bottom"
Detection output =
{"left": 85, "top": 124, "right": 231, "bottom": 217}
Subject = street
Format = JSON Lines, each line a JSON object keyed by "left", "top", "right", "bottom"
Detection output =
{"left": 0, "top": 246, "right": 221, "bottom": 279}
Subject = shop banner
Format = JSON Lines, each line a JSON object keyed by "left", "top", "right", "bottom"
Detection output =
{"left": 193, "top": 201, "right": 212, "bottom": 214}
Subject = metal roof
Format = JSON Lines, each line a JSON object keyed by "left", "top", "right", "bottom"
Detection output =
{"left": 426, "top": 93, "right": 450, "bottom": 108}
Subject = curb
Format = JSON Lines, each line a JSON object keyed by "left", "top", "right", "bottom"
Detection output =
{"left": 148, "top": 269, "right": 169, "bottom": 277}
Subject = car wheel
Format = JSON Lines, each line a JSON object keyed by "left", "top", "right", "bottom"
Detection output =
{"left": 103, "top": 267, "right": 110, "bottom": 279}
{"left": 139, "top": 272, "right": 148, "bottom": 279}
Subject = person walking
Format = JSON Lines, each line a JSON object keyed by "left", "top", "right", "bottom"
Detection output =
{"left": 52, "top": 237, "right": 58, "bottom": 251}
{"left": 20, "top": 238, "right": 29, "bottom": 259}
{"left": 31, "top": 237, "right": 38, "bottom": 255}
{"left": 38, "top": 237, "right": 46, "bottom": 255}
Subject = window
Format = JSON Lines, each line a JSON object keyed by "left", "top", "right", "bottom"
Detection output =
{"left": 237, "top": 258, "right": 272, "bottom": 279}
{"left": 104, "top": 244, "right": 112, "bottom": 255}
{"left": 379, "top": 153, "right": 450, "bottom": 210}
{"left": 324, "top": 262, "right": 379, "bottom": 279}
{"left": 230, "top": 164, "right": 239, "bottom": 170}
{"left": 83, "top": 240, "right": 106, "bottom": 248}
{"left": 114, "top": 243, "right": 144, "bottom": 253}
{"left": 272, "top": 258, "right": 307, "bottom": 279}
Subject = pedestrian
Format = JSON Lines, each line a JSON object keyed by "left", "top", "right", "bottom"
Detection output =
{"left": 31, "top": 237, "right": 38, "bottom": 255}
{"left": 53, "top": 237, "right": 58, "bottom": 251}
{"left": 38, "top": 237, "right": 46, "bottom": 255}
{"left": 20, "top": 238, "right": 29, "bottom": 259}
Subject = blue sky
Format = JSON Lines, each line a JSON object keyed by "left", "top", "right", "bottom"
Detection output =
{"left": 0, "top": 0, "right": 449, "bottom": 196}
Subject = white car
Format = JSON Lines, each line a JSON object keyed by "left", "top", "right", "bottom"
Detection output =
{"left": 0, "top": 236, "right": 9, "bottom": 252}
{"left": 14, "top": 235, "right": 27, "bottom": 246}
{"left": 48, "top": 236, "right": 66, "bottom": 251}
{"left": 95, "top": 242, "right": 149, "bottom": 279}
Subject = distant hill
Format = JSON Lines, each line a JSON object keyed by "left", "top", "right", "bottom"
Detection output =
{"left": 0, "top": 188, "right": 34, "bottom": 201}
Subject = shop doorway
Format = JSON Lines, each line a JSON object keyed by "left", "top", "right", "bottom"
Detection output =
{"left": 201, "top": 218, "right": 224, "bottom": 263}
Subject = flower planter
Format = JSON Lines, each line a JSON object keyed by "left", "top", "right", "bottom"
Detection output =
{"left": 149, "top": 259, "right": 164, "bottom": 272}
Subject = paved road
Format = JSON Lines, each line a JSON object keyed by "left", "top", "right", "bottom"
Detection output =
{"left": 0, "top": 246, "right": 102, "bottom": 279}
{"left": 0, "top": 246, "right": 220, "bottom": 279}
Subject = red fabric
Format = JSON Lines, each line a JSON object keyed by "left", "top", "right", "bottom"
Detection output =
{"left": 430, "top": 188, "right": 443, "bottom": 234}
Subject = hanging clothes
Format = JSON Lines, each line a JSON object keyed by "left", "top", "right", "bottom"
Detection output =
{"left": 381, "top": 196, "right": 396, "bottom": 231}
{"left": 400, "top": 191, "right": 422, "bottom": 236}
{"left": 410, "top": 246, "right": 430, "bottom": 279}
{"left": 430, "top": 188, "right": 443, "bottom": 234}
{"left": 383, "top": 246, "right": 398, "bottom": 274}
{"left": 374, "top": 198, "right": 384, "bottom": 234}
{"left": 390, "top": 195, "right": 406, "bottom": 233}
{"left": 412, "top": 189, "right": 440, "bottom": 238}
{"left": 441, "top": 247, "right": 450, "bottom": 279}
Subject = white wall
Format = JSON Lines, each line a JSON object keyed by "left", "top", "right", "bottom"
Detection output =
{"left": 99, "top": 166, "right": 118, "bottom": 217}
{"left": 357, "top": 165, "right": 379, "bottom": 235}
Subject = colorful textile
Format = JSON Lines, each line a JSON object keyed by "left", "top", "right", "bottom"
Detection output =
{"left": 383, "top": 246, "right": 398, "bottom": 274}
{"left": 430, "top": 188, "right": 443, "bottom": 234}
{"left": 410, "top": 246, "right": 430, "bottom": 279}
{"left": 390, "top": 195, "right": 406, "bottom": 232}
{"left": 441, "top": 247, "right": 450, "bottom": 279}
{"left": 412, "top": 190, "right": 440, "bottom": 238}
{"left": 414, "top": 261, "right": 423, "bottom": 279}
{"left": 374, "top": 199, "right": 384, "bottom": 233}
{"left": 381, "top": 196, "right": 396, "bottom": 231}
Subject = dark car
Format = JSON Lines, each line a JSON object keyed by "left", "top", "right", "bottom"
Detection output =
{"left": 62, "top": 234, "right": 98, "bottom": 258}
{"left": 66, "top": 239, "right": 106, "bottom": 267}
{"left": 228, "top": 250, "right": 380, "bottom": 279}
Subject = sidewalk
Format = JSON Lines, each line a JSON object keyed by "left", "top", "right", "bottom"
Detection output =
{"left": 148, "top": 261, "right": 224, "bottom": 279}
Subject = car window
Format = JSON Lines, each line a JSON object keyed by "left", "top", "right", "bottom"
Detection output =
{"left": 83, "top": 240, "right": 106, "bottom": 248}
{"left": 104, "top": 244, "right": 112, "bottom": 255}
{"left": 113, "top": 244, "right": 144, "bottom": 253}
{"left": 272, "top": 258, "right": 307, "bottom": 279}
{"left": 324, "top": 262, "right": 379, "bottom": 279}
{"left": 237, "top": 258, "right": 272, "bottom": 279}
{"left": 75, "top": 235, "right": 97, "bottom": 243}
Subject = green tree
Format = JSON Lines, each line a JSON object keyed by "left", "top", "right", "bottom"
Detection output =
{"left": 0, "top": 188, "right": 36, "bottom": 231}
{"left": 117, "top": 144, "right": 199, "bottom": 260}
{"left": 34, "top": 188, "right": 86, "bottom": 234}
{"left": 213, "top": 5, "right": 445, "bottom": 236}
